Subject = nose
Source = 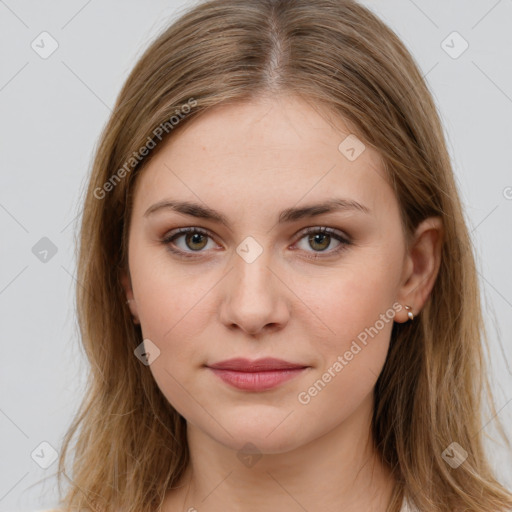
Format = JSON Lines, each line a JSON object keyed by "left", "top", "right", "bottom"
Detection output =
{"left": 218, "top": 247, "right": 290, "bottom": 337}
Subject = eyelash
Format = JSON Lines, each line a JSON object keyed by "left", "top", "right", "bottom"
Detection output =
{"left": 161, "top": 226, "right": 352, "bottom": 260}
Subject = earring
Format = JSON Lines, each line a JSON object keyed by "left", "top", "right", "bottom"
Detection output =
{"left": 126, "top": 299, "right": 132, "bottom": 305}
{"left": 404, "top": 305, "right": 414, "bottom": 321}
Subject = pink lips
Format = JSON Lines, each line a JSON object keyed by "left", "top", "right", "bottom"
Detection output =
{"left": 207, "top": 357, "right": 309, "bottom": 391}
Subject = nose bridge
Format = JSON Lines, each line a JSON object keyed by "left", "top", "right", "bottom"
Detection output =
{"left": 232, "top": 236, "right": 275, "bottom": 303}
{"left": 218, "top": 235, "right": 289, "bottom": 334}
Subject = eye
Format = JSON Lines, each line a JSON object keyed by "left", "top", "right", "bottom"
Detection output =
{"left": 161, "top": 227, "right": 219, "bottom": 258}
{"left": 293, "top": 226, "right": 351, "bottom": 259}
{"left": 161, "top": 226, "right": 352, "bottom": 260}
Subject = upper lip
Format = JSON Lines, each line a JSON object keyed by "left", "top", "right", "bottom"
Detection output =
{"left": 207, "top": 357, "right": 309, "bottom": 372}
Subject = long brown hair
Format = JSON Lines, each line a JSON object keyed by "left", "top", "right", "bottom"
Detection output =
{"left": 54, "top": 0, "right": 512, "bottom": 510}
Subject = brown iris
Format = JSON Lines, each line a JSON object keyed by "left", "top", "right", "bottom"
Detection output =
{"left": 308, "top": 232, "right": 330, "bottom": 251}
{"left": 185, "top": 232, "right": 208, "bottom": 251}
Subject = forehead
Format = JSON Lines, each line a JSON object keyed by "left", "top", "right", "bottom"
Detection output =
{"left": 132, "top": 94, "right": 394, "bottom": 219}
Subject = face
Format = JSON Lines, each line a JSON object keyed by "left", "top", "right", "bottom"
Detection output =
{"left": 123, "top": 94, "right": 410, "bottom": 454}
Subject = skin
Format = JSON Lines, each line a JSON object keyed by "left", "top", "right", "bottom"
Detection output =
{"left": 121, "top": 93, "right": 443, "bottom": 512}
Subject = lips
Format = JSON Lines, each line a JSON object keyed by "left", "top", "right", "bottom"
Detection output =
{"left": 208, "top": 357, "right": 307, "bottom": 371}
{"left": 206, "top": 358, "right": 309, "bottom": 391}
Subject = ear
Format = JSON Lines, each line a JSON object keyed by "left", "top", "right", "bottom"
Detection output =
{"left": 120, "top": 269, "right": 140, "bottom": 325}
{"left": 395, "top": 216, "right": 443, "bottom": 323}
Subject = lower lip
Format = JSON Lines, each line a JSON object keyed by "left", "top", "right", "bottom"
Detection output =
{"left": 208, "top": 368, "right": 308, "bottom": 391}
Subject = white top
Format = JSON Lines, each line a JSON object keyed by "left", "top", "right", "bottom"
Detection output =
{"left": 400, "top": 497, "right": 419, "bottom": 511}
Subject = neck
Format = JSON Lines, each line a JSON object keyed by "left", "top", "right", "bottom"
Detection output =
{"left": 163, "top": 392, "right": 395, "bottom": 512}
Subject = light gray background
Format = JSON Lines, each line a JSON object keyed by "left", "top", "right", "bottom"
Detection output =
{"left": 1, "top": 1, "right": 511, "bottom": 510}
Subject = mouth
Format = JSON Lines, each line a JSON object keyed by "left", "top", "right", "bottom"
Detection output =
{"left": 206, "top": 357, "right": 310, "bottom": 392}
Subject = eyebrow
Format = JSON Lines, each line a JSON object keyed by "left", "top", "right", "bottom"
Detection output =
{"left": 143, "top": 198, "right": 371, "bottom": 225}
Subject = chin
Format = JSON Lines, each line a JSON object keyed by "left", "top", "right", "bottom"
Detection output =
{"left": 195, "top": 410, "right": 309, "bottom": 455}
{"left": 221, "top": 429, "right": 305, "bottom": 455}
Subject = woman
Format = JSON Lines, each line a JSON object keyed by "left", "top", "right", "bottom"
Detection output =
{"left": 51, "top": 0, "right": 512, "bottom": 511}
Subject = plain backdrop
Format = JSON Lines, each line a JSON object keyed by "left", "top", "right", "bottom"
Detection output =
{"left": 1, "top": 1, "right": 511, "bottom": 510}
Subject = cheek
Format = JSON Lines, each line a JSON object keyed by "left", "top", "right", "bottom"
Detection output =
{"left": 295, "top": 276, "right": 396, "bottom": 423}
{"left": 290, "top": 263, "right": 398, "bottom": 419}
{"left": 129, "top": 258, "right": 215, "bottom": 417}
{"left": 130, "top": 245, "right": 216, "bottom": 343}
{"left": 296, "top": 259, "right": 399, "bottom": 355}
